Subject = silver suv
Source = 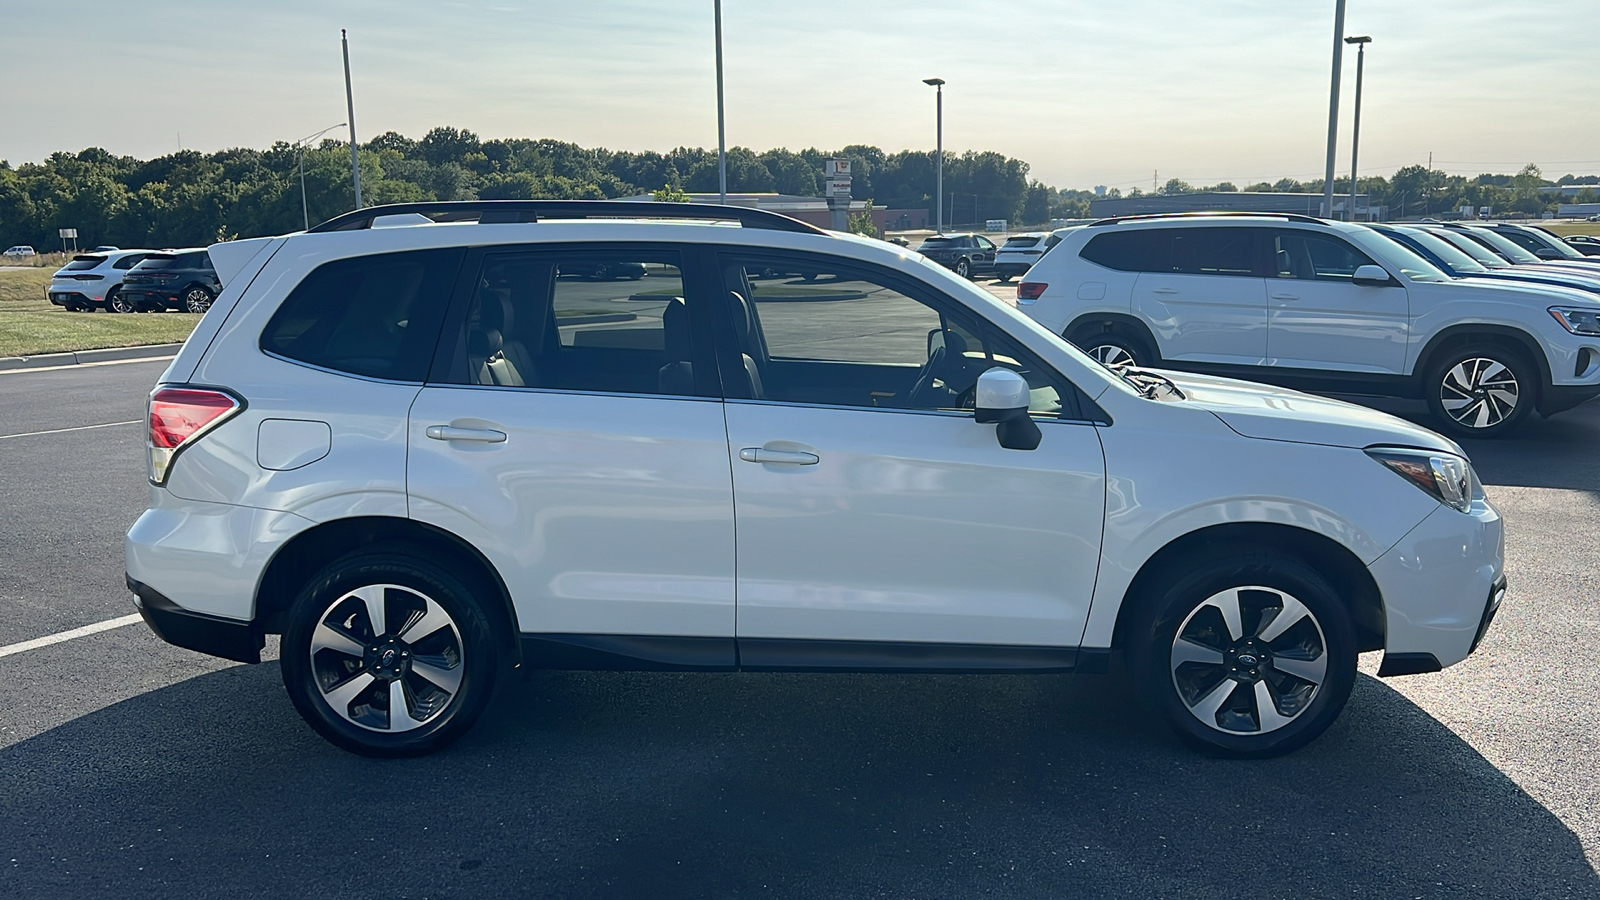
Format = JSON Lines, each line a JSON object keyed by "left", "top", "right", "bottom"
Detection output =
{"left": 1019, "top": 212, "right": 1600, "bottom": 438}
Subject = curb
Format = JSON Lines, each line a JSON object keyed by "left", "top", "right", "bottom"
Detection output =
{"left": 0, "top": 343, "right": 183, "bottom": 372}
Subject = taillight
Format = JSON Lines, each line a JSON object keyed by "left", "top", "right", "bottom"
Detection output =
{"left": 148, "top": 387, "right": 242, "bottom": 485}
{"left": 1017, "top": 282, "right": 1047, "bottom": 303}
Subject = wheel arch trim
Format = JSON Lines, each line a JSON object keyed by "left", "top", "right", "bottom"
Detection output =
{"left": 1064, "top": 312, "right": 1162, "bottom": 362}
{"left": 1412, "top": 323, "right": 1550, "bottom": 393}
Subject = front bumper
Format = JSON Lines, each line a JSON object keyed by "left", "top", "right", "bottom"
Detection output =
{"left": 1540, "top": 383, "right": 1600, "bottom": 417}
{"left": 1368, "top": 499, "right": 1505, "bottom": 674}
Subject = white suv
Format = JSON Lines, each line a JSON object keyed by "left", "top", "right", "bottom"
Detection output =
{"left": 1018, "top": 213, "right": 1600, "bottom": 438}
{"left": 126, "top": 201, "right": 1505, "bottom": 758}
{"left": 48, "top": 249, "right": 158, "bottom": 311}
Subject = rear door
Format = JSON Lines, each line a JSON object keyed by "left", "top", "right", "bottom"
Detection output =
{"left": 1267, "top": 229, "right": 1408, "bottom": 374}
{"left": 406, "top": 244, "right": 738, "bottom": 663}
{"left": 1126, "top": 227, "right": 1268, "bottom": 365}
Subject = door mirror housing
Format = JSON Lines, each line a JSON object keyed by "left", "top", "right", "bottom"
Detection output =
{"left": 926, "top": 327, "right": 945, "bottom": 359}
{"left": 1534, "top": 247, "right": 1563, "bottom": 260}
{"left": 974, "top": 367, "right": 1041, "bottom": 451}
{"left": 1352, "top": 264, "right": 1393, "bottom": 287}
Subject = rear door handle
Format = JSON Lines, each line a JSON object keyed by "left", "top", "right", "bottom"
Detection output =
{"left": 739, "top": 448, "right": 819, "bottom": 465}
{"left": 1270, "top": 293, "right": 1300, "bottom": 300}
{"left": 426, "top": 425, "right": 507, "bottom": 443}
{"left": 1152, "top": 287, "right": 1178, "bottom": 295}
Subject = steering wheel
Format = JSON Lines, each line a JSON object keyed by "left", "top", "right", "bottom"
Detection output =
{"left": 903, "top": 345, "right": 948, "bottom": 409}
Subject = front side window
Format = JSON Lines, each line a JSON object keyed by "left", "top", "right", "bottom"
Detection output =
{"left": 718, "top": 256, "right": 1069, "bottom": 417}
{"left": 450, "top": 250, "right": 699, "bottom": 397}
{"left": 1274, "top": 232, "right": 1377, "bottom": 281}
{"left": 976, "top": 236, "right": 997, "bottom": 251}
{"left": 260, "top": 248, "right": 461, "bottom": 381}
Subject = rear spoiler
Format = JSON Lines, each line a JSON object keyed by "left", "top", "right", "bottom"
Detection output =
{"left": 206, "top": 236, "right": 277, "bottom": 286}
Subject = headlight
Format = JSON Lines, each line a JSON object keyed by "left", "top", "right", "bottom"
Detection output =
{"left": 1549, "top": 307, "right": 1600, "bottom": 336}
{"left": 1365, "top": 447, "right": 1481, "bottom": 513}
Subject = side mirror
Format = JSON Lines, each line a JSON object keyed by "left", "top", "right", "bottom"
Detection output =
{"left": 974, "top": 367, "right": 1041, "bottom": 451}
{"left": 1352, "top": 264, "right": 1392, "bottom": 287}
{"left": 1535, "top": 247, "right": 1562, "bottom": 260}
{"left": 926, "top": 328, "right": 945, "bottom": 359}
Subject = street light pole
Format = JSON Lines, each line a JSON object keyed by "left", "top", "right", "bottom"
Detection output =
{"left": 714, "top": 0, "right": 726, "bottom": 205}
{"left": 923, "top": 78, "right": 944, "bottom": 233}
{"left": 1322, "top": 0, "right": 1347, "bottom": 219}
{"left": 296, "top": 123, "right": 347, "bottom": 231}
{"left": 342, "top": 29, "right": 362, "bottom": 209}
{"left": 1346, "top": 35, "right": 1371, "bottom": 221}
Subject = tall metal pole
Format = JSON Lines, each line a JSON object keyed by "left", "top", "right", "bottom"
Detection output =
{"left": 924, "top": 78, "right": 944, "bottom": 233}
{"left": 714, "top": 0, "right": 726, "bottom": 205}
{"left": 1322, "top": 0, "right": 1347, "bottom": 219}
{"left": 299, "top": 144, "right": 309, "bottom": 231}
{"left": 342, "top": 29, "right": 362, "bottom": 209}
{"left": 1347, "top": 37, "right": 1370, "bottom": 221}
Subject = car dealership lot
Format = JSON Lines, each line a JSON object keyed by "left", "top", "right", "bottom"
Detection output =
{"left": 1, "top": 358, "right": 1598, "bottom": 897}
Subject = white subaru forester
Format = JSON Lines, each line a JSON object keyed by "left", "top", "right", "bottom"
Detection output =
{"left": 126, "top": 201, "right": 1505, "bottom": 758}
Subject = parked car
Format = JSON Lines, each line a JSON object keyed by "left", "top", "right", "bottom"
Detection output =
{"left": 1566, "top": 235, "right": 1600, "bottom": 257}
{"left": 1017, "top": 212, "right": 1600, "bottom": 438}
{"left": 47, "top": 250, "right": 159, "bottom": 311}
{"left": 126, "top": 200, "right": 1506, "bottom": 759}
{"left": 1435, "top": 224, "right": 1600, "bottom": 278}
{"left": 3, "top": 245, "right": 37, "bottom": 259}
{"left": 1588, "top": 213, "right": 1600, "bottom": 222}
{"left": 915, "top": 233, "right": 997, "bottom": 279}
{"left": 92, "top": 245, "right": 120, "bottom": 252}
{"left": 1367, "top": 224, "right": 1600, "bottom": 297}
{"left": 993, "top": 232, "right": 1050, "bottom": 282}
{"left": 1479, "top": 223, "right": 1600, "bottom": 269}
{"left": 118, "top": 249, "right": 221, "bottom": 313}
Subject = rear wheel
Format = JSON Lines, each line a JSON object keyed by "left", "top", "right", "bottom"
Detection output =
{"left": 1072, "top": 329, "right": 1150, "bottom": 369}
{"left": 182, "top": 286, "right": 214, "bottom": 314}
{"left": 1424, "top": 345, "right": 1535, "bottom": 439}
{"left": 280, "top": 551, "right": 499, "bottom": 757}
{"left": 1128, "top": 550, "right": 1357, "bottom": 757}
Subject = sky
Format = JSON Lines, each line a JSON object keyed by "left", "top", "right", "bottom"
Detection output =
{"left": 2, "top": 0, "right": 1594, "bottom": 191}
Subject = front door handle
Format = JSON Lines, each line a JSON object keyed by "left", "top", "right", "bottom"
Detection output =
{"left": 739, "top": 448, "right": 819, "bottom": 465}
{"left": 1270, "top": 293, "right": 1300, "bottom": 300}
{"left": 1152, "top": 287, "right": 1178, "bottom": 295}
{"left": 426, "top": 425, "right": 507, "bottom": 443}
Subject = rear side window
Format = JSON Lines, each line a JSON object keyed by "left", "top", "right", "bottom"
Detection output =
{"left": 1171, "top": 227, "right": 1260, "bottom": 277}
{"left": 260, "top": 248, "right": 462, "bottom": 382}
{"left": 1079, "top": 229, "right": 1171, "bottom": 272}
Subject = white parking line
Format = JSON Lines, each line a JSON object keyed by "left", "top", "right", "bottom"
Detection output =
{"left": 0, "top": 354, "right": 175, "bottom": 376}
{"left": 0, "top": 614, "right": 143, "bottom": 660}
{"left": 0, "top": 419, "right": 142, "bottom": 441}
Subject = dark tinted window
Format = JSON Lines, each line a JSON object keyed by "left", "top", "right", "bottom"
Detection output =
{"left": 1171, "top": 228, "right": 1259, "bottom": 276}
{"left": 1079, "top": 229, "right": 1170, "bottom": 272}
{"left": 176, "top": 252, "right": 211, "bottom": 269}
{"left": 261, "top": 248, "right": 461, "bottom": 381}
{"left": 65, "top": 256, "right": 105, "bottom": 271}
{"left": 1003, "top": 237, "right": 1040, "bottom": 248}
{"left": 112, "top": 254, "right": 149, "bottom": 270}
{"left": 137, "top": 255, "right": 176, "bottom": 270}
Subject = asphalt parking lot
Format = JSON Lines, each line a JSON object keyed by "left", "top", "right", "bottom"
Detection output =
{"left": 1, "top": 354, "right": 1598, "bottom": 899}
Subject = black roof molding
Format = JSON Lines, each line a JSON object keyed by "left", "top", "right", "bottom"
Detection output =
{"left": 1086, "top": 211, "right": 1326, "bottom": 228}
{"left": 306, "top": 200, "right": 828, "bottom": 235}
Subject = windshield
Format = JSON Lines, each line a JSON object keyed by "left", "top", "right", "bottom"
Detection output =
{"left": 1428, "top": 228, "right": 1508, "bottom": 267}
{"left": 135, "top": 255, "right": 177, "bottom": 270}
{"left": 1392, "top": 227, "right": 1489, "bottom": 273}
{"left": 1002, "top": 236, "right": 1040, "bottom": 248}
{"left": 918, "top": 237, "right": 960, "bottom": 247}
{"left": 63, "top": 256, "right": 106, "bottom": 271}
{"left": 1467, "top": 228, "right": 1542, "bottom": 264}
{"left": 1521, "top": 227, "right": 1584, "bottom": 258}
{"left": 1346, "top": 228, "right": 1448, "bottom": 282}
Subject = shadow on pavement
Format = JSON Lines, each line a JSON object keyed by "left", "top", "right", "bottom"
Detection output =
{"left": 2, "top": 665, "right": 1595, "bottom": 899}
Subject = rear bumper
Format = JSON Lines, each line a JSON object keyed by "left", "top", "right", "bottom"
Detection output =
{"left": 48, "top": 290, "right": 93, "bottom": 307}
{"left": 127, "top": 574, "right": 262, "bottom": 663}
{"left": 994, "top": 262, "right": 1032, "bottom": 277}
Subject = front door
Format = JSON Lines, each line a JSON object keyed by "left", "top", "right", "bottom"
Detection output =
{"left": 712, "top": 253, "right": 1106, "bottom": 664}
{"left": 407, "top": 245, "right": 738, "bottom": 663}
{"left": 1267, "top": 229, "right": 1409, "bottom": 374}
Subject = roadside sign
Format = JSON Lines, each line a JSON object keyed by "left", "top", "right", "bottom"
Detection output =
{"left": 825, "top": 158, "right": 851, "bottom": 177}
{"left": 824, "top": 177, "right": 852, "bottom": 198}
{"left": 58, "top": 228, "right": 77, "bottom": 239}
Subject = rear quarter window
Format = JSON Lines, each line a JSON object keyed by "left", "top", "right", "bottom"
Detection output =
{"left": 260, "top": 248, "right": 463, "bottom": 382}
{"left": 1079, "top": 229, "right": 1171, "bottom": 272}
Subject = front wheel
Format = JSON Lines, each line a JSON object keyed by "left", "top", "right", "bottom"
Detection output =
{"left": 1128, "top": 551, "right": 1358, "bottom": 757}
{"left": 182, "top": 286, "right": 214, "bottom": 314}
{"left": 1424, "top": 346, "right": 1534, "bottom": 439}
{"left": 280, "top": 551, "right": 499, "bottom": 757}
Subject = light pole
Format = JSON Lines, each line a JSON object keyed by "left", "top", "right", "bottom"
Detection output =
{"left": 923, "top": 78, "right": 944, "bottom": 233}
{"left": 1345, "top": 35, "right": 1371, "bottom": 221}
{"left": 714, "top": 0, "right": 726, "bottom": 205}
{"left": 342, "top": 29, "right": 362, "bottom": 209}
{"left": 1321, "top": 0, "right": 1347, "bottom": 219}
{"left": 296, "top": 123, "right": 347, "bottom": 231}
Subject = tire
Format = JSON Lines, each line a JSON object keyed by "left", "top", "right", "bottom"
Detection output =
{"left": 181, "top": 286, "right": 214, "bottom": 314}
{"left": 1424, "top": 345, "right": 1535, "bottom": 439}
{"left": 955, "top": 258, "right": 972, "bottom": 279}
{"left": 280, "top": 551, "right": 499, "bottom": 757}
{"left": 1127, "top": 550, "right": 1358, "bottom": 758}
{"left": 998, "top": 273, "right": 1013, "bottom": 283}
{"left": 108, "top": 291, "right": 135, "bottom": 314}
{"left": 1072, "top": 329, "right": 1149, "bottom": 369}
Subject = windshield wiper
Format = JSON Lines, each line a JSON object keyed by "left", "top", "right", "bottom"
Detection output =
{"left": 1122, "top": 368, "right": 1183, "bottom": 400}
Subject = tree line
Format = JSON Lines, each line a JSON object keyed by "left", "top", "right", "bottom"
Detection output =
{"left": 1, "top": 125, "right": 1593, "bottom": 250}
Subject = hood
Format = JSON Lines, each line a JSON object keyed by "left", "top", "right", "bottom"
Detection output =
{"left": 1416, "top": 275, "right": 1600, "bottom": 307}
{"left": 1158, "top": 370, "right": 1459, "bottom": 453}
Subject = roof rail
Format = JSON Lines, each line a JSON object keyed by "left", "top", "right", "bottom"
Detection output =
{"left": 1086, "top": 211, "right": 1326, "bottom": 228}
{"left": 305, "top": 200, "right": 828, "bottom": 235}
